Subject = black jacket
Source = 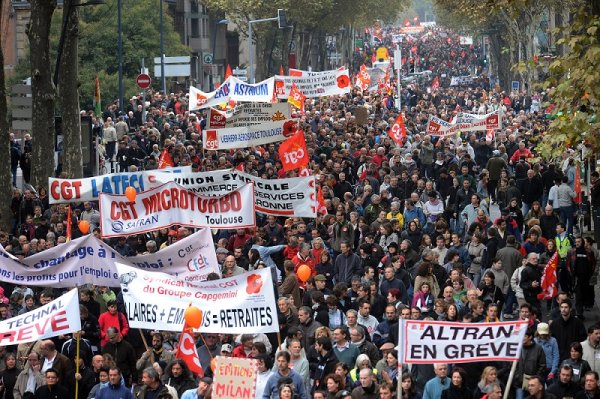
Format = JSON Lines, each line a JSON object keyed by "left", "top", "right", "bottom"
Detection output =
{"left": 547, "top": 380, "right": 582, "bottom": 399}
{"left": 312, "top": 350, "right": 338, "bottom": 392}
{"left": 34, "top": 385, "right": 69, "bottom": 399}
{"left": 549, "top": 315, "right": 587, "bottom": 362}
{"left": 441, "top": 384, "right": 471, "bottom": 399}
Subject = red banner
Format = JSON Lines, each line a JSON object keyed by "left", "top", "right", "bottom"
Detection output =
{"left": 575, "top": 163, "right": 582, "bottom": 204}
{"left": 287, "top": 83, "right": 305, "bottom": 112}
{"left": 431, "top": 76, "right": 440, "bottom": 92}
{"left": 158, "top": 149, "right": 174, "bottom": 169}
{"left": 176, "top": 320, "right": 204, "bottom": 376}
{"left": 538, "top": 252, "right": 559, "bottom": 300}
{"left": 389, "top": 113, "right": 408, "bottom": 146}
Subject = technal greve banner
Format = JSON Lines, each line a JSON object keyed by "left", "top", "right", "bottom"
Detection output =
{"left": 116, "top": 263, "right": 279, "bottom": 333}
{"left": 98, "top": 182, "right": 256, "bottom": 238}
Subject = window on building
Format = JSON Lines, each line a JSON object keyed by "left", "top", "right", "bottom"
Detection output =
{"left": 191, "top": 18, "right": 199, "bottom": 38}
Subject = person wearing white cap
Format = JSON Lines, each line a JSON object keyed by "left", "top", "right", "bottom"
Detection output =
{"left": 535, "top": 322, "right": 560, "bottom": 384}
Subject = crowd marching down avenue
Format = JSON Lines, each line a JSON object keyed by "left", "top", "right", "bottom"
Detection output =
{"left": 3, "top": 8, "right": 600, "bottom": 399}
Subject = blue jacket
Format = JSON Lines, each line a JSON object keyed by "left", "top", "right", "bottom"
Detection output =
{"left": 404, "top": 207, "right": 426, "bottom": 228}
{"left": 96, "top": 381, "right": 133, "bottom": 399}
{"left": 262, "top": 369, "right": 307, "bottom": 399}
{"left": 535, "top": 336, "right": 560, "bottom": 374}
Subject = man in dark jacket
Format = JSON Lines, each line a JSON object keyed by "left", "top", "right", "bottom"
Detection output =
{"left": 334, "top": 241, "right": 362, "bottom": 285}
{"left": 311, "top": 337, "right": 339, "bottom": 393}
{"left": 514, "top": 329, "right": 546, "bottom": 395}
{"left": 34, "top": 369, "right": 69, "bottom": 399}
{"left": 547, "top": 365, "right": 582, "bottom": 398}
{"left": 518, "top": 169, "right": 544, "bottom": 216}
{"left": 102, "top": 328, "right": 137, "bottom": 385}
{"left": 519, "top": 253, "right": 543, "bottom": 312}
{"left": 135, "top": 368, "right": 173, "bottom": 399}
{"left": 550, "top": 299, "right": 587, "bottom": 362}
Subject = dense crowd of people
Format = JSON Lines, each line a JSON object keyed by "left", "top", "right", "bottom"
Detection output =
{"left": 4, "top": 23, "right": 600, "bottom": 399}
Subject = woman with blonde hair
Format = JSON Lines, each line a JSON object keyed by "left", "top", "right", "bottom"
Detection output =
{"left": 473, "top": 366, "right": 501, "bottom": 399}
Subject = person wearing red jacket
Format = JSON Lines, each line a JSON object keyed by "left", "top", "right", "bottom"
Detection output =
{"left": 98, "top": 300, "right": 129, "bottom": 347}
{"left": 509, "top": 141, "right": 533, "bottom": 164}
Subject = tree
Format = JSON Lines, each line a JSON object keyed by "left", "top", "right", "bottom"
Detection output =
{"left": 0, "top": 3, "right": 15, "bottom": 232}
{"left": 27, "top": 0, "right": 57, "bottom": 189}
{"left": 536, "top": 1, "right": 600, "bottom": 159}
{"left": 57, "top": 0, "right": 83, "bottom": 179}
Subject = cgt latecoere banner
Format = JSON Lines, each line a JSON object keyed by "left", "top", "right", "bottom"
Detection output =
{"left": 116, "top": 263, "right": 279, "bottom": 333}
{"left": 98, "top": 182, "right": 256, "bottom": 238}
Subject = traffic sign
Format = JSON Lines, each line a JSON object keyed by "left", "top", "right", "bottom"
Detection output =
{"left": 203, "top": 53, "right": 214, "bottom": 65}
{"left": 136, "top": 73, "right": 152, "bottom": 89}
{"left": 511, "top": 80, "right": 520, "bottom": 92}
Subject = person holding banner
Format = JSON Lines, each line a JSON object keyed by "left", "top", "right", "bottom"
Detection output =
{"left": 514, "top": 329, "right": 547, "bottom": 399}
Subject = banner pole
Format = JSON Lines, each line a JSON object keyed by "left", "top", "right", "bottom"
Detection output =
{"left": 139, "top": 329, "right": 155, "bottom": 364}
{"left": 397, "top": 362, "right": 403, "bottom": 399}
{"left": 503, "top": 360, "right": 518, "bottom": 399}
{"left": 75, "top": 332, "right": 80, "bottom": 399}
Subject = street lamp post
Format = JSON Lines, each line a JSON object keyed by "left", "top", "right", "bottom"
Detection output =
{"left": 248, "top": 10, "right": 287, "bottom": 84}
{"left": 210, "top": 18, "right": 229, "bottom": 91}
{"left": 118, "top": 0, "right": 123, "bottom": 111}
{"left": 159, "top": 0, "right": 166, "bottom": 95}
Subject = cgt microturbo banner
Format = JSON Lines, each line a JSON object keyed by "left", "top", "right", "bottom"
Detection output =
{"left": 99, "top": 182, "right": 256, "bottom": 237}
{"left": 116, "top": 263, "right": 279, "bottom": 333}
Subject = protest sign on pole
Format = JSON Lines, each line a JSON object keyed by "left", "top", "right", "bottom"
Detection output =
{"left": 0, "top": 288, "right": 80, "bottom": 346}
{"left": 213, "top": 357, "right": 259, "bottom": 399}
{"left": 398, "top": 319, "right": 528, "bottom": 363}
{"left": 202, "top": 119, "right": 298, "bottom": 150}
{"left": 98, "top": 182, "right": 256, "bottom": 237}
{"left": 116, "top": 263, "right": 279, "bottom": 333}
{"left": 207, "top": 103, "right": 290, "bottom": 129}
{"left": 0, "top": 228, "right": 219, "bottom": 287}
{"left": 48, "top": 166, "right": 192, "bottom": 204}
{"left": 426, "top": 110, "right": 501, "bottom": 136}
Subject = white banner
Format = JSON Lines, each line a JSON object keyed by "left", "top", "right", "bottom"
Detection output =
{"left": 48, "top": 166, "right": 192, "bottom": 204}
{"left": 0, "top": 288, "right": 81, "bottom": 346}
{"left": 99, "top": 182, "right": 256, "bottom": 237}
{"left": 0, "top": 229, "right": 219, "bottom": 287}
{"left": 171, "top": 170, "right": 316, "bottom": 218}
{"left": 202, "top": 119, "right": 297, "bottom": 150}
{"left": 450, "top": 76, "right": 476, "bottom": 86}
{"left": 207, "top": 103, "right": 290, "bottom": 129}
{"left": 399, "top": 319, "right": 528, "bottom": 364}
{"left": 117, "top": 264, "right": 279, "bottom": 333}
{"left": 275, "top": 68, "right": 351, "bottom": 99}
{"left": 189, "top": 76, "right": 274, "bottom": 111}
{"left": 426, "top": 110, "right": 501, "bottom": 136}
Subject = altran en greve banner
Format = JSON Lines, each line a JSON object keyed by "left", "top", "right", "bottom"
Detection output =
{"left": 99, "top": 182, "right": 256, "bottom": 238}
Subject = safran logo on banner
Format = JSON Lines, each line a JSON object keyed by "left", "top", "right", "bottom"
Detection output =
{"left": 246, "top": 274, "right": 263, "bottom": 295}
{"left": 112, "top": 220, "right": 124, "bottom": 233}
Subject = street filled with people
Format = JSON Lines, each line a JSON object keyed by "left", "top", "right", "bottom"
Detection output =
{"left": 5, "top": 22, "right": 600, "bottom": 399}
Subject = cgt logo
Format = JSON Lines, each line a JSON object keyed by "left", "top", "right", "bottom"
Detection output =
{"left": 196, "top": 93, "right": 207, "bottom": 107}
{"left": 246, "top": 274, "right": 263, "bottom": 295}
{"left": 428, "top": 122, "right": 440, "bottom": 132}
{"left": 205, "top": 130, "right": 219, "bottom": 149}
{"left": 283, "top": 147, "right": 305, "bottom": 165}
{"left": 187, "top": 255, "right": 209, "bottom": 272}
{"left": 486, "top": 115, "right": 499, "bottom": 126}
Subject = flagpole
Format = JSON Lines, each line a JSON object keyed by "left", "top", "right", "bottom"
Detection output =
{"left": 139, "top": 329, "right": 155, "bottom": 364}
{"left": 504, "top": 360, "right": 518, "bottom": 399}
{"left": 75, "top": 332, "right": 80, "bottom": 399}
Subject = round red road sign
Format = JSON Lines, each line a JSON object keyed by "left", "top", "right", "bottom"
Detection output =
{"left": 136, "top": 74, "right": 152, "bottom": 89}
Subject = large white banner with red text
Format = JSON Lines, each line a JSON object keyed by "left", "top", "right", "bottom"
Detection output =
{"left": 207, "top": 103, "right": 290, "bottom": 129}
{"left": 275, "top": 68, "right": 351, "bottom": 98}
{"left": 426, "top": 110, "right": 501, "bottom": 136}
{"left": 0, "top": 288, "right": 81, "bottom": 346}
{"left": 48, "top": 166, "right": 191, "bottom": 204}
{"left": 99, "top": 182, "right": 255, "bottom": 237}
{"left": 398, "top": 319, "right": 527, "bottom": 363}
{"left": 117, "top": 263, "right": 279, "bottom": 333}
{"left": 0, "top": 228, "right": 219, "bottom": 287}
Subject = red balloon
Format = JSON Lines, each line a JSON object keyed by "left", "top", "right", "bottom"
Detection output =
{"left": 184, "top": 306, "right": 203, "bottom": 329}
{"left": 125, "top": 186, "right": 137, "bottom": 202}
{"left": 210, "top": 357, "right": 217, "bottom": 372}
{"left": 78, "top": 220, "right": 90, "bottom": 234}
{"left": 297, "top": 265, "right": 311, "bottom": 283}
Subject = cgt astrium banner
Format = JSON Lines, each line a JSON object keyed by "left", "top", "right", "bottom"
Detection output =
{"left": 99, "top": 182, "right": 255, "bottom": 238}
{"left": 117, "top": 263, "right": 279, "bottom": 334}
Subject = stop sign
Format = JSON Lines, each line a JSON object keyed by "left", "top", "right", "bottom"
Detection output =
{"left": 136, "top": 73, "right": 151, "bottom": 89}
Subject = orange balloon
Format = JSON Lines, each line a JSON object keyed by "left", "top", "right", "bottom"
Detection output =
{"left": 297, "top": 265, "right": 311, "bottom": 283}
{"left": 210, "top": 357, "right": 217, "bottom": 372}
{"left": 125, "top": 186, "right": 137, "bottom": 202}
{"left": 78, "top": 220, "right": 90, "bottom": 234}
{"left": 184, "top": 306, "right": 203, "bottom": 329}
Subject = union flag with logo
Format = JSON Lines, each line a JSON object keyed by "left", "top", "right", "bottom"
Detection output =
{"left": 279, "top": 130, "right": 309, "bottom": 172}
{"left": 287, "top": 83, "right": 306, "bottom": 113}
{"left": 389, "top": 113, "right": 408, "bottom": 146}
{"left": 175, "top": 321, "right": 204, "bottom": 376}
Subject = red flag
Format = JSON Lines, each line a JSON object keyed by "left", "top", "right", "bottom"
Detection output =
{"left": 225, "top": 64, "right": 232, "bottom": 79}
{"left": 235, "top": 162, "right": 245, "bottom": 172}
{"left": 66, "top": 206, "right": 72, "bottom": 242}
{"left": 175, "top": 321, "right": 204, "bottom": 376}
{"left": 316, "top": 187, "right": 328, "bottom": 215}
{"left": 486, "top": 129, "right": 495, "bottom": 141}
{"left": 537, "top": 252, "right": 559, "bottom": 300}
{"left": 288, "top": 83, "right": 306, "bottom": 112}
{"left": 389, "top": 113, "right": 408, "bottom": 146}
{"left": 430, "top": 76, "right": 440, "bottom": 92}
{"left": 279, "top": 130, "right": 309, "bottom": 172}
{"left": 279, "top": 65, "right": 284, "bottom": 76}
{"left": 575, "top": 163, "right": 582, "bottom": 204}
{"left": 371, "top": 53, "right": 376, "bottom": 63}
{"left": 158, "top": 148, "right": 174, "bottom": 169}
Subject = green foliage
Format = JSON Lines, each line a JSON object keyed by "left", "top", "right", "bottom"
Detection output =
{"left": 535, "top": 4, "right": 600, "bottom": 160}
